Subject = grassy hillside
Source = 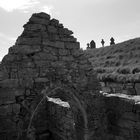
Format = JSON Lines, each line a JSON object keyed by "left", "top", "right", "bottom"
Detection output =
{"left": 85, "top": 38, "right": 140, "bottom": 82}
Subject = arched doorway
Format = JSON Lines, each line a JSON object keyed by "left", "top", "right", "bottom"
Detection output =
{"left": 27, "top": 86, "right": 88, "bottom": 140}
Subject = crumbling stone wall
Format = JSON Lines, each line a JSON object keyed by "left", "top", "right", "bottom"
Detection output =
{"left": 100, "top": 81, "right": 139, "bottom": 95}
{"left": 0, "top": 12, "right": 101, "bottom": 140}
{"left": 1, "top": 12, "right": 140, "bottom": 140}
{"left": 98, "top": 93, "right": 140, "bottom": 140}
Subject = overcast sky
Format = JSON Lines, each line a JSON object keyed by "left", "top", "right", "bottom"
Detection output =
{"left": 0, "top": 0, "right": 140, "bottom": 60}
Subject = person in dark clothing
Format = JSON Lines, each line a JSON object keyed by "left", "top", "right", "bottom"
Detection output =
{"left": 110, "top": 37, "right": 115, "bottom": 45}
{"left": 101, "top": 39, "right": 105, "bottom": 47}
{"left": 90, "top": 40, "right": 96, "bottom": 49}
{"left": 87, "top": 43, "right": 90, "bottom": 49}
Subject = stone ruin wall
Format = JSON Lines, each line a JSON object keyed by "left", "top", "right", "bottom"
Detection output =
{"left": 0, "top": 12, "right": 140, "bottom": 140}
{"left": 0, "top": 12, "right": 101, "bottom": 140}
{"left": 97, "top": 79, "right": 140, "bottom": 140}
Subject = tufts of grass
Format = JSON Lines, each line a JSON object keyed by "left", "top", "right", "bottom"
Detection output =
{"left": 85, "top": 38, "right": 140, "bottom": 82}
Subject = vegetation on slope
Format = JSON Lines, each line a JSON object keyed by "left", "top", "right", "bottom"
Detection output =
{"left": 85, "top": 38, "right": 140, "bottom": 82}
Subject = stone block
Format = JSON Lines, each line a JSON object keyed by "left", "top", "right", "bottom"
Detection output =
{"left": 58, "top": 28, "right": 73, "bottom": 35}
{"left": 21, "top": 60, "right": 35, "bottom": 68}
{"left": 35, "top": 78, "right": 49, "bottom": 83}
{"left": 72, "top": 49, "right": 83, "bottom": 57}
{"left": 0, "top": 79, "right": 19, "bottom": 88}
{"left": 58, "top": 23, "right": 63, "bottom": 28}
{"left": 33, "top": 52, "right": 57, "bottom": 61}
{"left": 34, "top": 60, "right": 50, "bottom": 67}
{"left": 60, "top": 56, "right": 74, "bottom": 62}
{"left": 0, "top": 117, "right": 17, "bottom": 132}
{"left": 24, "top": 23, "right": 46, "bottom": 31}
{"left": 114, "top": 135, "right": 125, "bottom": 140}
{"left": 14, "top": 45, "right": 41, "bottom": 54}
{"left": 12, "top": 104, "right": 20, "bottom": 114}
{"left": 29, "top": 16, "right": 50, "bottom": 25}
{"left": 50, "top": 19, "right": 59, "bottom": 26}
{"left": 127, "top": 88, "right": 136, "bottom": 95}
{"left": 18, "top": 68, "right": 38, "bottom": 78}
{"left": 61, "top": 37, "right": 77, "bottom": 42}
{"left": 49, "top": 34, "right": 59, "bottom": 41}
{"left": 0, "top": 88, "right": 16, "bottom": 105}
{"left": 59, "top": 49, "right": 70, "bottom": 56}
{"left": 47, "top": 25, "right": 57, "bottom": 33}
{"left": 121, "top": 112, "right": 138, "bottom": 121}
{"left": 55, "top": 41, "right": 65, "bottom": 49}
{"left": 41, "top": 32, "right": 49, "bottom": 38}
{"left": 14, "top": 88, "right": 25, "bottom": 96}
{"left": 0, "top": 71, "right": 8, "bottom": 81}
{"left": 19, "top": 78, "right": 34, "bottom": 88}
{"left": 0, "top": 105, "right": 12, "bottom": 116}
{"left": 32, "top": 12, "right": 50, "bottom": 20}
{"left": 2, "top": 54, "right": 16, "bottom": 63}
{"left": 16, "top": 37, "right": 41, "bottom": 45}
{"left": 65, "top": 42, "right": 80, "bottom": 50}
{"left": 102, "top": 86, "right": 112, "bottom": 93}
{"left": 63, "top": 28, "right": 73, "bottom": 35}
{"left": 135, "top": 83, "right": 140, "bottom": 95}
{"left": 117, "top": 119, "right": 135, "bottom": 129}
{"left": 42, "top": 39, "right": 55, "bottom": 46}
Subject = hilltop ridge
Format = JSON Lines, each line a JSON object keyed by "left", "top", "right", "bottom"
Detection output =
{"left": 85, "top": 38, "right": 140, "bottom": 82}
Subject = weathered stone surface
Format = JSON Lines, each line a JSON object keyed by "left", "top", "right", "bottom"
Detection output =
{"left": 135, "top": 83, "right": 140, "bottom": 95}
{"left": 2, "top": 11, "right": 140, "bottom": 140}
{"left": 0, "top": 12, "right": 102, "bottom": 140}
{"left": 65, "top": 42, "right": 80, "bottom": 50}
{"left": 0, "top": 79, "right": 19, "bottom": 88}
{"left": 23, "top": 23, "right": 46, "bottom": 31}
{"left": 50, "top": 18, "right": 59, "bottom": 26}
{"left": 16, "top": 37, "right": 41, "bottom": 45}
{"left": 0, "top": 88, "right": 16, "bottom": 105}
{"left": 47, "top": 25, "right": 57, "bottom": 33}
{"left": 32, "top": 12, "right": 50, "bottom": 19}
{"left": 55, "top": 41, "right": 65, "bottom": 48}
{"left": 35, "top": 77, "right": 49, "bottom": 83}
{"left": 0, "top": 71, "right": 8, "bottom": 80}
{"left": 11, "top": 45, "right": 41, "bottom": 54}
{"left": 29, "top": 15, "right": 50, "bottom": 25}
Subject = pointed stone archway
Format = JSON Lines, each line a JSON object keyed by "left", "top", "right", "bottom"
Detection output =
{"left": 27, "top": 85, "right": 90, "bottom": 140}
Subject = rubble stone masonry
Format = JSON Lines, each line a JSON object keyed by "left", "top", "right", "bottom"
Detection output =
{"left": 0, "top": 12, "right": 140, "bottom": 140}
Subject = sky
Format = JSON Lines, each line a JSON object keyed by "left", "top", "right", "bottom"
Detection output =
{"left": 0, "top": 0, "right": 140, "bottom": 60}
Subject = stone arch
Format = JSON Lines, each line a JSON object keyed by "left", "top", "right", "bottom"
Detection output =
{"left": 27, "top": 85, "right": 89, "bottom": 140}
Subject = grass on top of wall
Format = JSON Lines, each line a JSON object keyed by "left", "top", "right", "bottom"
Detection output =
{"left": 85, "top": 38, "right": 140, "bottom": 82}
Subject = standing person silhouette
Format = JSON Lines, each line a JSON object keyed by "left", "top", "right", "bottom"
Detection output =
{"left": 90, "top": 40, "right": 96, "bottom": 49}
{"left": 101, "top": 39, "right": 105, "bottom": 47}
{"left": 87, "top": 43, "right": 90, "bottom": 49}
{"left": 110, "top": 37, "right": 115, "bottom": 45}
